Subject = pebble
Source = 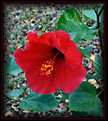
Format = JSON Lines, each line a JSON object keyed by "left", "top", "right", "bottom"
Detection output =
{"left": 65, "top": 99, "right": 69, "bottom": 103}
{"left": 4, "top": 111, "right": 13, "bottom": 117}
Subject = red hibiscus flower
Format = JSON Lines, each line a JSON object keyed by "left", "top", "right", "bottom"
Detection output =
{"left": 14, "top": 30, "right": 86, "bottom": 94}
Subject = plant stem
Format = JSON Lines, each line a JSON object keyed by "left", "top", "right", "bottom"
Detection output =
{"left": 98, "top": 5, "right": 104, "bottom": 17}
{"left": 94, "top": 6, "right": 104, "bottom": 57}
{"left": 96, "top": 88, "right": 104, "bottom": 97}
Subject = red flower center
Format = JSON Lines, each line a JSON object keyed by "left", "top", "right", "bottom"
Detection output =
{"left": 40, "top": 51, "right": 60, "bottom": 77}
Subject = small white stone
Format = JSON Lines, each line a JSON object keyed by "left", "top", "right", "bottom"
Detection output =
{"left": 65, "top": 99, "right": 69, "bottom": 103}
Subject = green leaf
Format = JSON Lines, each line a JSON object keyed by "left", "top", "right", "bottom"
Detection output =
{"left": 69, "top": 81, "right": 103, "bottom": 117}
{"left": 6, "top": 56, "right": 22, "bottom": 75}
{"left": 95, "top": 57, "right": 103, "bottom": 65}
{"left": 56, "top": 8, "right": 97, "bottom": 42}
{"left": 69, "top": 81, "right": 96, "bottom": 111}
{"left": 5, "top": 89, "right": 24, "bottom": 99}
{"left": 94, "top": 57, "right": 104, "bottom": 79}
{"left": 86, "top": 73, "right": 100, "bottom": 80}
{"left": 3, "top": 63, "right": 8, "bottom": 77}
{"left": 84, "top": 46, "right": 93, "bottom": 52}
{"left": 99, "top": 9, "right": 104, "bottom": 42}
{"left": 62, "top": 93, "right": 70, "bottom": 101}
{"left": 78, "top": 47, "right": 91, "bottom": 58}
{"left": 82, "top": 9, "right": 97, "bottom": 21}
{"left": 89, "top": 98, "right": 104, "bottom": 117}
{"left": 19, "top": 92, "right": 58, "bottom": 112}
{"left": 72, "top": 111, "right": 88, "bottom": 117}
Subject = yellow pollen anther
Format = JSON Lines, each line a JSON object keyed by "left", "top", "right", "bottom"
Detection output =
{"left": 40, "top": 52, "right": 60, "bottom": 77}
{"left": 40, "top": 59, "right": 54, "bottom": 76}
{"left": 45, "top": 64, "right": 51, "bottom": 68}
{"left": 42, "top": 64, "right": 45, "bottom": 67}
{"left": 46, "top": 70, "right": 51, "bottom": 75}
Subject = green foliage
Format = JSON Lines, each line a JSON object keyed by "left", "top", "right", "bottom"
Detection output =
{"left": 62, "top": 93, "right": 70, "bottom": 101}
{"left": 72, "top": 111, "right": 88, "bottom": 117}
{"left": 69, "top": 81, "right": 103, "bottom": 117}
{"left": 4, "top": 56, "right": 22, "bottom": 76}
{"left": 84, "top": 46, "right": 93, "bottom": 52}
{"left": 93, "top": 57, "right": 104, "bottom": 79}
{"left": 88, "top": 97, "right": 104, "bottom": 117}
{"left": 5, "top": 89, "right": 24, "bottom": 99}
{"left": 78, "top": 47, "right": 104, "bottom": 80}
{"left": 86, "top": 73, "right": 100, "bottom": 80}
{"left": 82, "top": 9, "right": 97, "bottom": 21}
{"left": 19, "top": 92, "right": 58, "bottom": 112}
{"left": 99, "top": 5, "right": 104, "bottom": 38}
{"left": 78, "top": 47, "right": 103, "bottom": 80}
{"left": 56, "top": 8, "right": 97, "bottom": 42}
{"left": 78, "top": 47, "right": 91, "bottom": 58}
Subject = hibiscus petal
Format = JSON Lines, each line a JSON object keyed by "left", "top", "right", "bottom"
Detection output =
{"left": 54, "top": 30, "right": 71, "bottom": 50}
{"left": 55, "top": 56, "right": 86, "bottom": 93}
{"left": 27, "top": 31, "right": 38, "bottom": 42}
{"left": 14, "top": 35, "right": 54, "bottom": 73}
{"left": 39, "top": 32, "right": 62, "bottom": 51}
{"left": 14, "top": 47, "right": 59, "bottom": 94}
{"left": 64, "top": 41, "right": 83, "bottom": 68}
{"left": 14, "top": 33, "right": 59, "bottom": 94}
{"left": 25, "top": 66, "right": 59, "bottom": 94}
{"left": 55, "top": 30, "right": 83, "bottom": 68}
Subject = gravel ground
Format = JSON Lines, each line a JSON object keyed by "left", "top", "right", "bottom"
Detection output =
{"left": 3, "top": 3, "right": 103, "bottom": 118}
